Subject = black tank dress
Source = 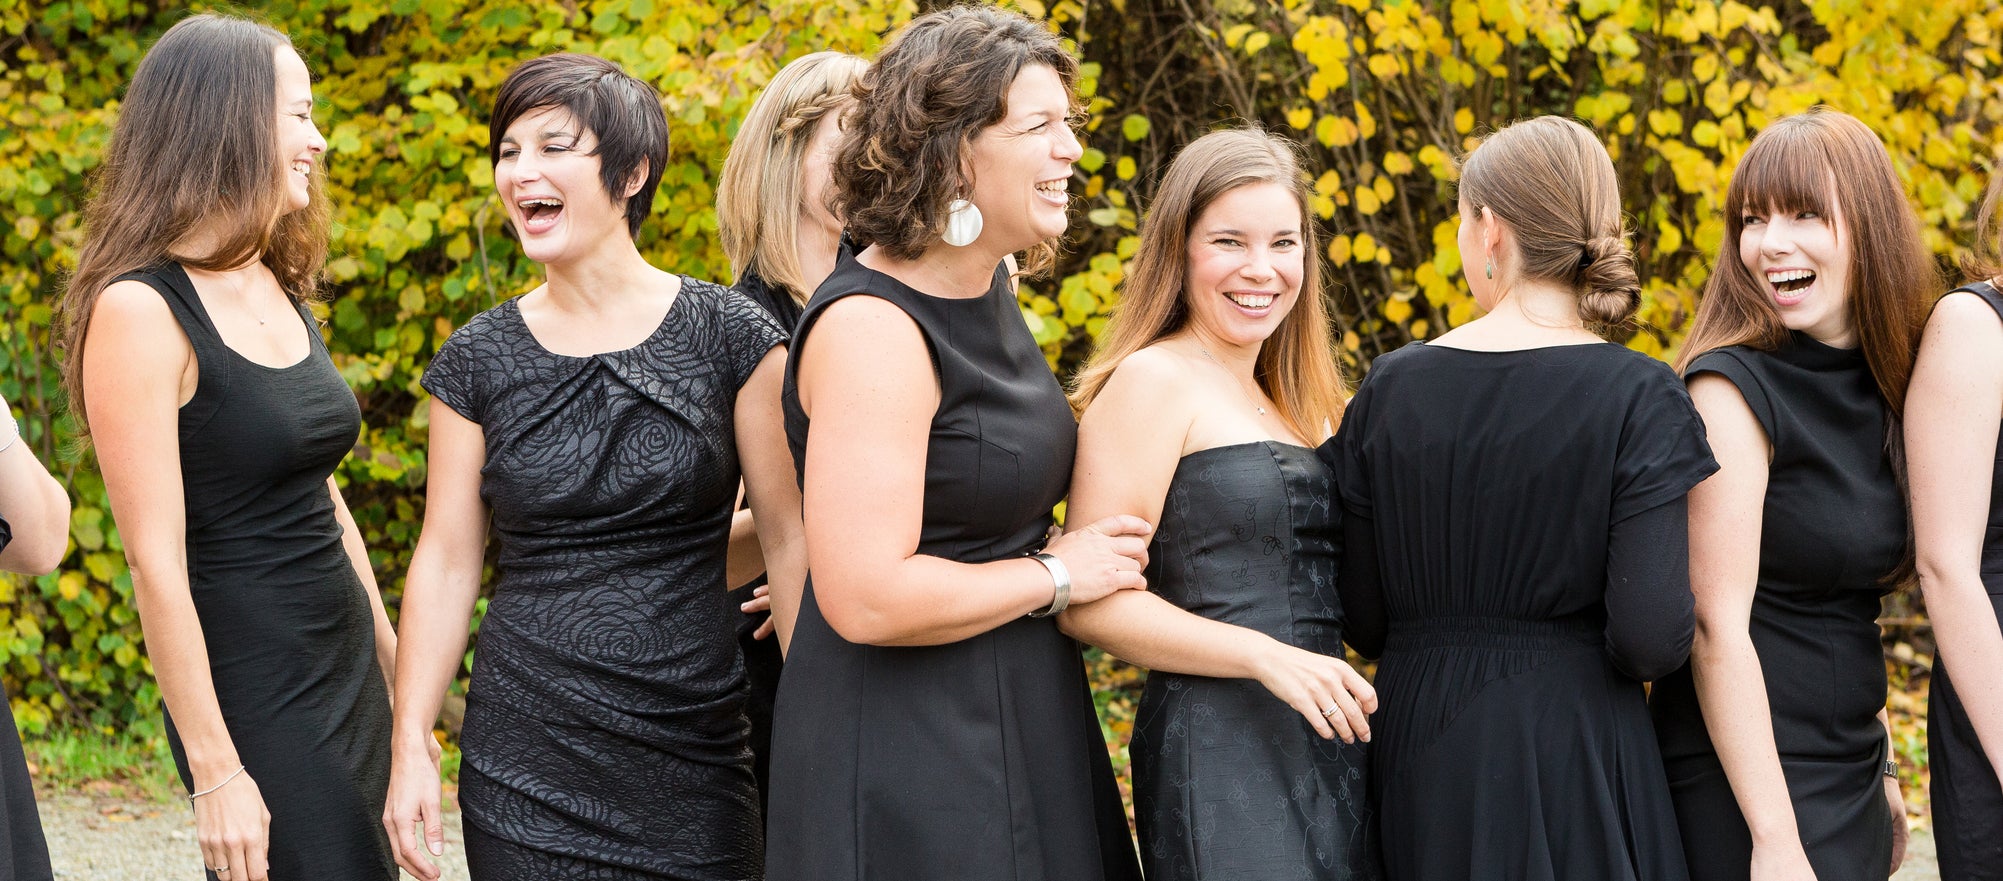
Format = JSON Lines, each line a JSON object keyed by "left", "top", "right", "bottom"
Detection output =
{"left": 1131, "top": 442, "right": 1380, "bottom": 880}
{"left": 1329, "top": 341, "right": 1716, "bottom": 881}
{"left": 116, "top": 263, "right": 393, "bottom": 881}
{"left": 0, "top": 519, "right": 53, "bottom": 881}
{"left": 1650, "top": 331, "right": 1905, "bottom": 881}
{"left": 765, "top": 253, "right": 1142, "bottom": 881}
{"left": 1924, "top": 281, "right": 2003, "bottom": 881}
{"left": 421, "top": 278, "right": 784, "bottom": 880}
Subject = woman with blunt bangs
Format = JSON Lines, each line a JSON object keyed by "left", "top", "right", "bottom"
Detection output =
{"left": 1063, "top": 128, "right": 1382, "bottom": 880}
{"left": 1903, "top": 171, "right": 2003, "bottom": 881}
{"left": 1651, "top": 108, "right": 1936, "bottom": 881}
{"left": 713, "top": 48, "right": 864, "bottom": 809}
{"left": 384, "top": 53, "right": 802, "bottom": 881}
{"left": 56, "top": 13, "right": 396, "bottom": 881}
{"left": 1331, "top": 116, "right": 1715, "bottom": 881}
{"left": 766, "top": 7, "right": 1148, "bottom": 880}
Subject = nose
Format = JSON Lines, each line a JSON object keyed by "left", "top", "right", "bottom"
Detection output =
{"left": 1053, "top": 122, "right": 1083, "bottom": 163}
{"left": 1242, "top": 246, "right": 1276, "bottom": 282}
{"left": 308, "top": 122, "right": 326, "bottom": 155}
{"left": 1760, "top": 216, "right": 1797, "bottom": 257}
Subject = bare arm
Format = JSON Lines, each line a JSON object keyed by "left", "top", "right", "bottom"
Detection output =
{"left": 1685, "top": 373, "right": 1817, "bottom": 879}
{"left": 328, "top": 477, "right": 396, "bottom": 684}
{"left": 1056, "top": 350, "right": 1374, "bottom": 741}
{"left": 736, "top": 347, "right": 805, "bottom": 654}
{"left": 1907, "top": 291, "right": 2003, "bottom": 777}
{"left": 383, "top": 399, "right": 490, "bottom": 881}
{"left": 794, "top": 294, "right": 1148, "bottom": 647}
{"left": 724, "top": 507, "right": 764, "bottom": 590}
{"left": 0, "top": 414, "right": 71, "bottom": 575}
{"left": 86, "top": 279, "right": 272, "bottom": 880}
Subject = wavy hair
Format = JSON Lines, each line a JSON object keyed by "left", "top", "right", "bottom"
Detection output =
{"left": 1069, "top": 128, "right": 1347, "bottom": 443}
{"left": 834, "top": 4, "right": 1078, "bottom": 272}
{"left": 58, "top": 12, "right": 327, "bottom": 435}
{"left": 717, "top": 51, "right": 867, "bottom": 304}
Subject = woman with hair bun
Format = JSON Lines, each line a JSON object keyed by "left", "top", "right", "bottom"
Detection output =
{"left": 765, "top": 6, "right": 1149, "bottom": 880}
{"left": 1651, "top": 107, "right": 1936, "bottom": 881}
{"left": 1329, "top": 115, "right": 1715, "bottom": 880}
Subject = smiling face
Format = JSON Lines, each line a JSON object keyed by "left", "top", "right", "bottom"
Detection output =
{"left": 964, "top": 63, "right": 1081, "bottom": 252}
{"left": 273, "top": 47, "right": 324, "bottom": 215}
{"left": 1182, "top": 182, "right": 1306, "bottom": 349}
{"left": 1738, "top": 193, "right": 1854, "bottom": 346}
{"left": 495, "top": 105, "right": 639, "bottom": 267}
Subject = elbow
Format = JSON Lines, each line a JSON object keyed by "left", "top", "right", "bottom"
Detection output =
{"left": 1914, "top": 554, "right": 1975, "bottom": 601}
{"left": 1608, "top": 637, "right": 1690, "bottom": 683}
{"left": 814, "top": 579, "right": 904, "bottom": 647}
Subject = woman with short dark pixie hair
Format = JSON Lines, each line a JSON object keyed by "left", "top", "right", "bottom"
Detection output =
{"left": 766, "top": 6, "right": 1148, "bottom": 881}
{"left": 384, "top": 52, "right": 803, "bottom": 881}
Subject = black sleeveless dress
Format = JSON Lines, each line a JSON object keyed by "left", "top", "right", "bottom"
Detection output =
{"left": 1650, "top": 331, "right": 1905, "bottom": 881}
{"left": 115, "top": 263, "right": 393, "bottom": 881}
{"left": 1130, "top": 442, "right": 1380, "bottom": 880}
{"left": 0, "top": 518, "right": 53, "bottom": 881}
{"left": 1926, "top": 281, "right": 2003, "bottom": 881}
{"left": 1330, "top": 341, "right": 1716, "bottom": 881}
{"left": 765, "top": 253, "right": 1141, "bottom": 881}
{"left": 421, "top": 279, "right": 784, "bottom": 880}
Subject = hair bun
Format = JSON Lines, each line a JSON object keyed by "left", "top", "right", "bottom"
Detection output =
{"left": 1576, "top": 234, "right": 1641, "bottom": 338}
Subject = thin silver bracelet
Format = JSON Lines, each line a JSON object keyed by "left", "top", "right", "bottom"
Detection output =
{"left": 1026, "top": 553, "right": 1071, "bottom": 618}
{"left": 189, "top": 764, "right": 246, "bottom": 800}
{"left": 0, "top": 415, "right": 18, "bottom": 454}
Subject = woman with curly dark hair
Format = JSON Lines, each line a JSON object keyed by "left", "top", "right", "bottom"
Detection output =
{"left": 764, "top": 6, "right": 1149, "bottom": 880}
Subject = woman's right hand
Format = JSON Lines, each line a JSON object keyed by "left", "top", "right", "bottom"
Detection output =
{"left": 382, "top": 735, "right": 447, "bottom": 881}
{"left": 1250, "top": 641, "right": 1377, "bottom": 743}
{"left": 1749, "top": 842, "right": 1820, "bottom": 881}
{"left": 1047, "top": 514, "right": 1152, "bottom": 605}
{"left": 193, "top": 768, "right": 270, "bottom": 881}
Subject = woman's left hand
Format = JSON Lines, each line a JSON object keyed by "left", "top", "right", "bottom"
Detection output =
{"left": 740, "top": 584, "right": 775, "bottom": 640}
{"left": 1884, "top": 773, "right": 1907, "bottom": 874}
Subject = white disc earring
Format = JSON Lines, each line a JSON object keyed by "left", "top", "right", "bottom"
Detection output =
{"left": 942, "top": 199, "right": 984, "bottom": 247}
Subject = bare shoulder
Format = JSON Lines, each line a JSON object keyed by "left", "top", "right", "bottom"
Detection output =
{"left": 87, "top": 280, "right": 192, "bottom": 362}
{"left": 1082, "top": 344, "right": 1198, "bottom": 435}
{"left": 1925, "top": 289, "right": 2003, "bottom": 339}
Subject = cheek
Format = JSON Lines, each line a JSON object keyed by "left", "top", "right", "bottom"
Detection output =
{"left": 1277, "top": 251, "right": 1306, "bottom": 291}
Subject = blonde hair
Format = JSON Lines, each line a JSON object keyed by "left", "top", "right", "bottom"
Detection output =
{"left": 1070, "top": 128, "right": 1347, "bottom": 443}
{"left": 717, "top": 51, "right": 866, "bottom": 304}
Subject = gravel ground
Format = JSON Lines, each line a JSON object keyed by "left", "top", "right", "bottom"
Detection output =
{"left": 41, "top": 790, "right": 470, "bottom": 881}
{"left": 37, "top": 787, "right": 1939, "bottom": 881}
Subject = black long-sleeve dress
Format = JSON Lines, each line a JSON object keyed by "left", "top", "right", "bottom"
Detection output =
{"left": 1930, "top": 281, "right": 2003, "bottom": 881}
{"left": 1328, "top": 340, "right": 1716, "bottom": 881}
{"left": 421, "top": 278, "right": 785, "bottom": 880}
{"left": 1650, "top": 331, "right": 1905, "bottom": 881}
{"left": 765, "top": 254, "right": 1141, "bottom": 881}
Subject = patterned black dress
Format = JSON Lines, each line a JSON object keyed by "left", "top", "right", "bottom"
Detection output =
{"left": 421, "top": 278, "right": 785, "bottom": 880}
{"left": 1131, "top": 442, "right": 1379, "bottom": 880}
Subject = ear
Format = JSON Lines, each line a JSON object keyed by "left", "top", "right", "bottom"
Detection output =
{"left": 622, "top": 159, "right": 650, "bottom": 200}
{"left": 1479, "top": 206, "right": 1503, "bottom": 254}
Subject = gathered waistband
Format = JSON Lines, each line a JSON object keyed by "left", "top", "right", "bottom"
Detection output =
{"left": 1384, "top": 614, "right": 1602, "bottom": 652}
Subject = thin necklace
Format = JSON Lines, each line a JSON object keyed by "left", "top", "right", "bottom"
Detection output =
{"left": 1199, "top": 347, "right": 1268, "bottom": 416}
{"left": 212, "top": 268, "right": 268, "bottom": 325}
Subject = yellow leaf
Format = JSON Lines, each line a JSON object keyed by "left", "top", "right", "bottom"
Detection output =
{"left": 1354, "top": 233, "right": 1379, "bottom": 262}
{"left": 1374, "top": 175, "right": 1395, "bottom": 202}
{"left": 1287, "top": 106, "right": 1314, "bottom": 131}
{"left": 1355, "top": 186, "right": 1383, "bottom": 216}
{"left": 1454, "top": 107, "right": 1474, "bottom": 134}
{"left": 1383, "top": 296, "right": 1413, "bottom": 324}
{"left": 1315, "top": 169, "right": 1343, "bottom": 196}
{"left": 1116, "top": 156, "right": 1137, "bottom": 180}
{"left": 1245, "top": 31, "right": 1272, "bottom": 55}
{"left": 1384, "top": 151, "right": 1414, "bottom": 175}
{"left": 1328, "top": 235, "right": 1353, "bottom": 266}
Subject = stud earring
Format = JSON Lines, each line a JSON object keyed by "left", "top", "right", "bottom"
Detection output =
{"left": 942, "top": 199, "right": 984, "bottom": 248}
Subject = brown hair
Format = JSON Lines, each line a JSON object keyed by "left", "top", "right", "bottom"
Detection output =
{"left": 717, "top": 51, "right": 867, "bottom": 304}
{"left": 1069, "top": 128, "right": 1347, "bottom": 443}
{"left": 1457, "top": 116, "right": 1641, "bottom": 339}
{"left": 1965, "top": 167, "right": 2003, "bottom": 284}
{"left": 833, "top": 4, "right": 1079, "bottom": 271}
{"left": 58, "top": 12, "right": 327, "bottom": 435}
{"left": 1674, "top": 108, "right": 1936, "bottom": 417}
{"left": 489, "top": 53, "right": 669, "bottom": 239}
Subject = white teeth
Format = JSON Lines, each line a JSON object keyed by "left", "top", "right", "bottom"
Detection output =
{"left": 1228, "top": 292, "right": 1275, "bottom": 309}
{"left": 291, "top": 161, "right": 310, "bottom": 175}
{"left": 1766, "top": 269, "right": 1813, "bottom": 283}
{"left": 1035, "top": 181, "right": 1067, "bottom": 194}
{"left": 519, "top": 198, "right": 563, "bottom": 209}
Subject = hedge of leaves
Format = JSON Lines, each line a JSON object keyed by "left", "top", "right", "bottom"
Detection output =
{"left": 3, "top": 1, "right": 2000, "bottom": 788}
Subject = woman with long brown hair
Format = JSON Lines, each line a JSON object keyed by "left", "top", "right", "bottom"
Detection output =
{"left": 1061, "top": 128, "right": 1379, "bottom": 880}
{"left": 56, "top": 13, "right": 396, "bottom": 881}
{"left": 1331, "top": 116, "right": 1714, "bottom": 880}
{"left": 1650, "top": 107, "right": 1936, "bottom": 881}
{"left": 1905, "top": 172, "right": 2003, "bottom": 880}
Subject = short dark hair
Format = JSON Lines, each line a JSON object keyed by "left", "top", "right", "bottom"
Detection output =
{"left": 834, "top": 5, "right": 1079, "bottom": 264}
{"left": 489, "top": 53, "right": 668, "bottom": 238}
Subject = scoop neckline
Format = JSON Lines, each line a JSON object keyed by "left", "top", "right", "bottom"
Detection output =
{"left": 1418, "top": 339, "right": 1619, "bottom": 354}
{"left": 509, "top": 277, "right": 686, "bottom": 360}
{"left": 168, "top": 262, "right": 316, "bottom": 372}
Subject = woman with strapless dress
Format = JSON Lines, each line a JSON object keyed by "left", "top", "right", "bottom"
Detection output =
{"left": 1062, "top": 128, "right": 1379, "bottom": 881}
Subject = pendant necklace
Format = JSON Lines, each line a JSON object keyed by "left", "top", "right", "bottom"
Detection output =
{"left": 1199, "top": 347, "right": 1267, "bottom": 416}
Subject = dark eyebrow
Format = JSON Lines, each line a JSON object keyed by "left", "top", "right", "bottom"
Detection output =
{"left": 1203, "top": 227, "right": 1301, "bottom": 238}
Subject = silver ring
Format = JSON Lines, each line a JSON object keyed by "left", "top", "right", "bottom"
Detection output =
{"left": 1320, "top": 705, "right": 1339, "bottom": 718}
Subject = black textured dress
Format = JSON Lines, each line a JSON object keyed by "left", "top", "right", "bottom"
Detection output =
{"left": 1650, "top": 331, "right": 1905, "bottom": 881}
{"left": 421, "top": 278, "right": 785, "bottom": 880}
{"left": 765, "top": 254, "right": 1141, "bottom": 881}
{"left": 1330, "top": 341, "right": 1716, "bottom": 881}
{"left": 0, "top": 518, "right": 54, "bottom": 881}
{"left": 1930, "top": 281, "right": 2003, "bottom": 881}
{"left": 1131, "top": 441, "right": 1380, "bottom": 880}
{"left": 116, "top": 263, "right": 393, "bottom": 881}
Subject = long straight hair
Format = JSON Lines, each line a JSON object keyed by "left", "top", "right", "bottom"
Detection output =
{"left": 717, "top": 52, "right": 866, "bottom": 305}
{"left": 1070, "top": 128, "right": 1347, "bottom": 443}
{"left": 59, "top": 13, "right": 329, "bottom": 434}
{"left": 1966, "top": 168, "right": 2003, "bottom": 284}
